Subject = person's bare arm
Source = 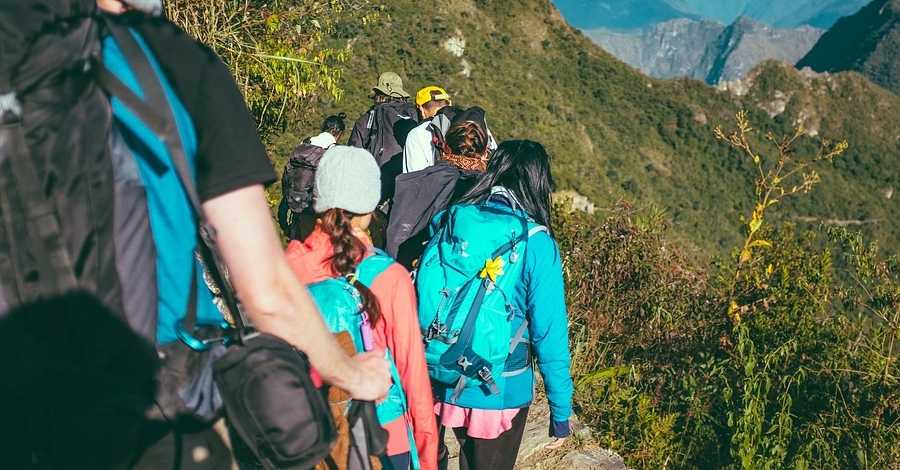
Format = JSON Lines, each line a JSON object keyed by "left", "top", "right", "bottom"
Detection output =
{"left": 203, "top": 185, "right": 390, "bottom": 400}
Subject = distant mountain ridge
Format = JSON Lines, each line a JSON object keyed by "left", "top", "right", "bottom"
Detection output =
{"left": 798, "top": 0, "right": 900, "bottom": 94}
{"left": 588, "top": 17, "right": 822, "bottom": 84}
{"left": 554, "top": 0, "right": 871, "bottom": 30}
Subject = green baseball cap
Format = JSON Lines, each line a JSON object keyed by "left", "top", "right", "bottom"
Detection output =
{"left": 373, "top": 72, "right": 410, "bottom": 99}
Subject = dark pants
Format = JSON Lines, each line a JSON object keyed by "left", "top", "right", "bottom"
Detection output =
{"left": 439, "top": 407, "right": 529, "bottom": 470}
{"left": 381, "top": 452, "right": 412, "bottom": 470}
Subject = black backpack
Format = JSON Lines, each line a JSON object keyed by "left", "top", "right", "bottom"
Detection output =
{"left": 282, "top": 141, "right": 329, "bottom": 214}
{"left": 0, "top": 7, "right": 337, "bottom": 468}
{"left": 386, "top": 161, "right": 480, "bottom": 268}
{"left": 359, "top": 100, "right": 416, "bottom": 166}
{"left": 278, "top": 141, "right": 328, "bottom": 239}
{"left": 0, "top": 5, "right": 227, "bottom": 466}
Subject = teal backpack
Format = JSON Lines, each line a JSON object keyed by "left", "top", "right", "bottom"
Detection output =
{"left": 307, "top": 251, "right": 420, "bottom": 469}
{"left": 416, "top": 197, "right": 546, "bottom": 404}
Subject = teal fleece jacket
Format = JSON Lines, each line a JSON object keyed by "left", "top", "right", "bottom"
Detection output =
{"left": 432, "top": 198, "right": 574, "bottom": 436}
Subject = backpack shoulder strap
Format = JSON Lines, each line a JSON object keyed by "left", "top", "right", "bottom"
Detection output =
{"left": 363, "top": 107, "right": 377, "bottom": 150}
{"left": 95, "top": 19, "right": 247, "bottom": 340}
{"left": 528, "top": 225, "right": 548, "bottom": 237}
{"left": 0, "top": 99, "right": 77, "bottom": 298}
{"left": 355, "top": 250, "right": 395, "bottom": 288}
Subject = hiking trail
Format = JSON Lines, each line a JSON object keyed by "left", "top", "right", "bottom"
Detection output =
{"left": 442, "top": 392, "right": 629, "bottom": 470}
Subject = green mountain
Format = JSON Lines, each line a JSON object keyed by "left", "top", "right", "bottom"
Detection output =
{"left": 798, "top": 0, "right": 900, "bottom": 94}
{"left": 300, "top": 0, "right": 900, "bottom": 256}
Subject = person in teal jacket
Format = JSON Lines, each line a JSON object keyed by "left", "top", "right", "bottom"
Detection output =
{"left": 428, "top": 140, "right": 574, "bottom": 470}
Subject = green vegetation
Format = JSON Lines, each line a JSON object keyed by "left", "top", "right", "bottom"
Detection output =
{"left": 559, "top": 114, "right": 898, "bottom": 468}
{"left": 166, "top": 1, "right": 900, "bottom": 467}
{"left": 164, "top": 0, "right": 381, "bottom": 135}
{"left": 168, "top": 0, "right": 900, "bottom": 258}
{"left": 306, "top": 0, "right": 900, "bottom": 258}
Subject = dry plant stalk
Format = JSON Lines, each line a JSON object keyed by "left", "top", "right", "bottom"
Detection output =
{"left": 714, "top": 110, "right": 848, "bottom": 324}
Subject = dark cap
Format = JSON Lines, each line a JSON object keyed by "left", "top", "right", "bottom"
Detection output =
{"left": 450, "top": 106, "right": 488, "bottom": 135}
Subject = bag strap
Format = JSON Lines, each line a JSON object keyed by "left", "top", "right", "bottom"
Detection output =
{"left": 0, "top": 109, "right": 77, "bottom": 300}
{"left": 363, "top": 107, "right": 377, "bottom": 153}
{"left": 94, "top": 19, "right": 247, "bottom": 342}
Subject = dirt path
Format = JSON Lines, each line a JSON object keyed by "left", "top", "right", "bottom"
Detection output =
{"left": 442, "top": 395, "right": 628, "bottom": 470}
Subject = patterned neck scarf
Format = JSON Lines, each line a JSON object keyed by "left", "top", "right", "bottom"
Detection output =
{"left": 442, "top": 151, "right": 488, "bottom": 172}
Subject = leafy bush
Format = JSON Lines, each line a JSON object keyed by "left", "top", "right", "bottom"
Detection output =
{"left": 561, "top": 117, "right": 899, "bottom": 469}
{"left": 557, "top": 203, "right": 726, "bottom": 468}
{"left": 165, "top": 0, "right": 380, "bottom": 135}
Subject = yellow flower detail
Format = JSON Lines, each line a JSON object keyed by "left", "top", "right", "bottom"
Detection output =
{"left": 479, "top": 257, "right": 505, "bottom": 283}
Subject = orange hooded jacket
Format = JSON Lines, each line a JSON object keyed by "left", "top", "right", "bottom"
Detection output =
{"left": 285, "top": 228, "right": 438, "bottom": 470}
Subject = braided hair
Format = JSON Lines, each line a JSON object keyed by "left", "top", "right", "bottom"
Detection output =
{"left": 319, "top": 208, "right": 382, "bottom": 324}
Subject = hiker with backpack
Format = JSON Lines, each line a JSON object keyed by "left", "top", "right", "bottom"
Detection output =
{"left": 285, "top": 146, "right": 439, "bottom": 470}
{"left": 402, "top": 86, "right": 455, "bottom": 174}
{"left": 348, "top": 71, "right": 418, "bottom": 167}
{"left": 0, "top": 1, "right": 390, "bottom": 468}
{"left": 278, "top": 112, "right": 348, "bottom": 240}
{"left": 415, "top": 140, "right": 574, "bottom": 470}
{"left": 347, "top": 72, "right": 418, "bottom": 248}
{"left": 387, "top": 107, "right": 493, "bottom": 268}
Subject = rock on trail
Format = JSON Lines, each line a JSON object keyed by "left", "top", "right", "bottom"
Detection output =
{"left": 442, "top": 394, "right": 627, "bottom": 469}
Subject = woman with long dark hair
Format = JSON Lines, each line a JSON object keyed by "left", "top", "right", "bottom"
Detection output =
{"left": 285, "top": 146, "right": 438, "bottom": 470}
{"left": 416, "top": 140, "right": 573, "bottom": 470}
{"left": 387, "top": 107, "right": 493, "bottom": 268}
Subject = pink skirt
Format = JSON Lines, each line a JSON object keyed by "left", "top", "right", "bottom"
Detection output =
{"left": 434, "top": 402, "right": 522, "bottom": 439}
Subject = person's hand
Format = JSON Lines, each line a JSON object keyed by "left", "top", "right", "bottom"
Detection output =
{"left": 344, "top": 350, "right": 391, "bottom": 401}
{"left": 545, "top": 437, "right": 567, "bottom": 450}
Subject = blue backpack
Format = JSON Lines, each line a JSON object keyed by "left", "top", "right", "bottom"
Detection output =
{"left": 307, "top": 251, "right": 421, "bottom": 470}
{"left": 416, "top": 197, "right": 546, "bottom": 405}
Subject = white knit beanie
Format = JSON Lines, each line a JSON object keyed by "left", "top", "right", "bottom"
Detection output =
{"left": 314, "top": 145, "right": 381, "bottom": 214}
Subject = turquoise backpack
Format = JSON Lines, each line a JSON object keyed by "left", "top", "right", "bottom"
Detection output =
{"left": 307, "top": 251, "right": 420, "bottom": 469}
{"left": 416, "top": 198, "right": 546, "bottom": 404}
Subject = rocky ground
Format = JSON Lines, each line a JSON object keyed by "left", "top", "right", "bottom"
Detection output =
{"left": 443, "top": 393, "right": 628, "bottom": 470}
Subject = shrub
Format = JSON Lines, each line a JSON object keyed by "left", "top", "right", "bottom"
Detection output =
{"left": 165, "top": 0, "right": 380, "bottom": 136}
{"left": 561, "top": 115, "right": 898, "bottom": 469}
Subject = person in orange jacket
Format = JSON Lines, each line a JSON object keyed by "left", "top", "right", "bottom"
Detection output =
{"left": 285, "top": 145, "right": 438, "bottom": 470}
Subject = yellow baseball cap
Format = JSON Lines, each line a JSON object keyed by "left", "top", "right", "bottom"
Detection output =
{"left": 415, "top": 86, "right": 452, "bottom": 106}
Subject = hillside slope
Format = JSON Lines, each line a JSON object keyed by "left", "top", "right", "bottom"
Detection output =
{"left": 303, "top": 0, "right": 900, "bottom": 255}
{"left": 588, "top": 17, "right": 822, "bottom": 84}
{"left": 798, "top": 0, "right": 900, "bottom": 94}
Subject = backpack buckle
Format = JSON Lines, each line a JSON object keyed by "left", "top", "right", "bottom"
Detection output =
{"left": 477, "top": 366, "right": 501, "bottom": 395}
{"left": 425, "top": 320, "right": 446, "bottom": 342}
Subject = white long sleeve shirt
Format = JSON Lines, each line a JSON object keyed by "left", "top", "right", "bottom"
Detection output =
{"left": 402, "top": 121, "right": 436, "bottom": 173}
